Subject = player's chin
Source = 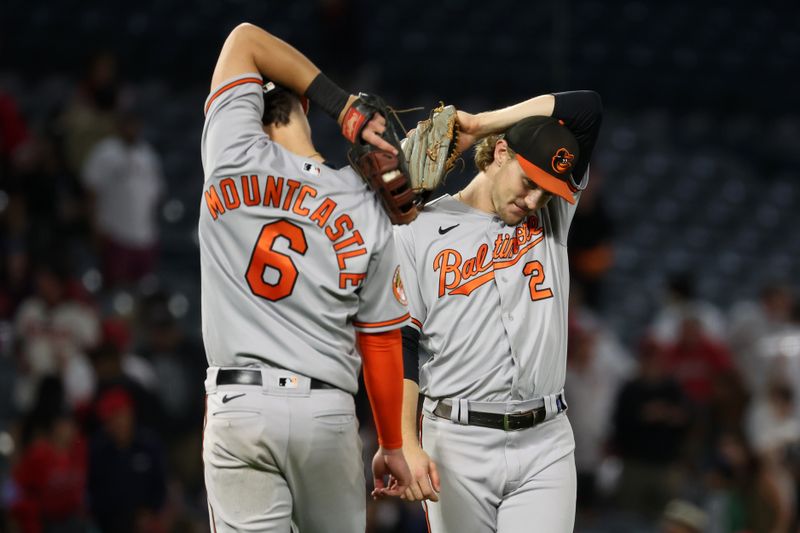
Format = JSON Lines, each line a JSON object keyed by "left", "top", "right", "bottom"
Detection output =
{"left": 501, "top": 205, "right": 527, "bottom": 225}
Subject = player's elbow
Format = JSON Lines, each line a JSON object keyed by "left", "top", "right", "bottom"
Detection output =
{"left": 232, "top": 22, "right": 258, "bottom": 34}
{"left": 573, "top": 90, "right": 603, "bottom": 117}
{"left": 229, "top": 22, "right": 262, "bottom": 44}
{"left": 586, "top": 90, "right": 603, "bottom": 116}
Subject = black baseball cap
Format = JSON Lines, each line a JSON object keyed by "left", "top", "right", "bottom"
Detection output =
{"left": 504, "top": 116, "right": 580, "bottom": 204}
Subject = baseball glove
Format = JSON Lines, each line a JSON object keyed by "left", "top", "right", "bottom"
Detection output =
{"left": 346, "top": 93, "right": 419, "bottom": 225}
{"left": 401, "top": 103, "right": 461, "bottom": 202}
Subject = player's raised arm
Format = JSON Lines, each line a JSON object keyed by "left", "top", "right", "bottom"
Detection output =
{"left": 210, "top": 23, "right": 397, "bottom": 153}
{"left": 455, "top": 92, "right": 602, "bottom": 179}
{"left": 456, "top": 94, "right": 555, "bottom": 142}
{"left": 210, "top": 23, "right": 317, "bottom": 97}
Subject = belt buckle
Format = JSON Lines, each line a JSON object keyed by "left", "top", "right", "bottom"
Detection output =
{"left": 502, "top": 412, "right": 527, "bottom": 431}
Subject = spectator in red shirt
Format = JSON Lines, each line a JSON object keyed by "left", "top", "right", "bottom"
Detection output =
{"left": 662, "top": 315, "right": 735, "bottom": 405}
{"left": 9, "top": 378, "right": 88, "bottom": 533}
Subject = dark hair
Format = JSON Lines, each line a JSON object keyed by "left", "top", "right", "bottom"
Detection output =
{"left": 262, "top": 87, "right": 300, "bottom": 127}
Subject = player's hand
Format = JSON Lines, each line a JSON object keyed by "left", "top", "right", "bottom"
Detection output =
{"left": 371, "top": 446, "right": 412, "bottom": 499}
{"left": 361, "top": 113, "right": 399, "bottom": 155}
{"left": 400, "top": 443, "right": 440, "bottom": 502}
{"left": 339, "top": 95, "right": 399, "bottom": 155}
{"left": 455, "top": 110, "right": 480, "bottom": 153}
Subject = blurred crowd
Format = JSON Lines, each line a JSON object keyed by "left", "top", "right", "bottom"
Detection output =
{"left": 1, "top": 53, "right": 209, "bottom": 533}
{"left": 567, "top": 268, "right": 800, "bottom": 533}
{"left": 2, "top": 50, "right": 800, "bottom": 533}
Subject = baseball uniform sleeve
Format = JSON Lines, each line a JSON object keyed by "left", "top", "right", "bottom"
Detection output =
{"left": 353, "top": 229, "right": 410, "bottom": 333}
{"left": 392, "top": 224, "right": 426, "bottom": 332}
{"left": 201, "top": 73, "right": 267, "bottom": 181}
{"left": 549, "top": 165, "right": 589, "bottom": 244}
{"left": 549, "top": 91, "right": 601, "bottom": 243}
{"left": 551, "top": 90, "right": 603, "bottom": 183}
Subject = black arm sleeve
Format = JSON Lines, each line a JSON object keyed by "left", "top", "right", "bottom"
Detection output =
{"left": 401, "top": 326, "right": 420, "bottom": 383}
{"left": 552, "top": 91, "right": 603, "bottom": 182}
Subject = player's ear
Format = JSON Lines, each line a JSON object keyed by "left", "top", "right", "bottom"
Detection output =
{"left": 493, "top": 139, "right": 510, "bottom": 166}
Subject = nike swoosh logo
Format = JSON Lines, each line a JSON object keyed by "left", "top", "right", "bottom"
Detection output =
{"left": 438, "top": 224, "right": 460, "bottom": 235}
{"left": 221, "top": 393, "right": 246, "bottom": 404}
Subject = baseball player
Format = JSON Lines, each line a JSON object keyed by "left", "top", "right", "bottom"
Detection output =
{"left": 395, "top": 91, "right": 603, "bottom": 532}
{"left": 199, "top": 23, "right": 413, "bottom": 532}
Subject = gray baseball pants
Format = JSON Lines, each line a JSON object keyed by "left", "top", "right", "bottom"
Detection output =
{"left": 203, "top": 367, "right": 365, "bottom": 532}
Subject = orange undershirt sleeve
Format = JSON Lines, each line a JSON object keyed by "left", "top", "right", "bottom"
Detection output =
{"left": 357, "top": 329, "right": 404, "bottom": 449}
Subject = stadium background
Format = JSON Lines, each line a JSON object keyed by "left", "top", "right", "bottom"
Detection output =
{"left": 1, "top": 0, "right": 799, "bottom": 531}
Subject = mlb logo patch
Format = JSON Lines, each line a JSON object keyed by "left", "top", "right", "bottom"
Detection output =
{"left": 302, "top": 162, "right": 321, "bottom": 176}
{"left": 278, "top": 376, "right": 299, "bottom": 388}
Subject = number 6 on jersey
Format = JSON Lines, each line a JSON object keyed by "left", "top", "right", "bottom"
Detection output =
{"left": 246, "top": 220, "right": 308, "bottom": 301}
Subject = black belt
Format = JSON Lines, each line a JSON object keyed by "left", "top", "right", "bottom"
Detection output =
{"left": 433, "top": 402, "right": 547, "bottom": 431}
{"left": 216, "top": 369, "right": 336, "bottom": 390}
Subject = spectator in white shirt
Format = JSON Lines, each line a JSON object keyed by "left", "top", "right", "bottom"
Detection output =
{"left": 81, "top": 109, "right": 164, "bottom": 288}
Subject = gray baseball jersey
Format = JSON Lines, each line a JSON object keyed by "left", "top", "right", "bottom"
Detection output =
{"left": 199, "top": 73, "right": 410, "bottom": 394}
{"left": 394, "top": 187, "right": 585, "bottom": 402}
{"left": 396, "top": 189, "right": 585, "bottom": 533}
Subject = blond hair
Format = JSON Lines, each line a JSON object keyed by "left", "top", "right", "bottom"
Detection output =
{"left": 473, "top": 134, "right": 516, "bottom": 171}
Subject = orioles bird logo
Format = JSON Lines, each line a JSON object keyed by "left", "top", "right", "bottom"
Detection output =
{"left": 551, "top": 148, "right": 575, "bottom": 174}
{"left": 392, "top": 266, "right": 408, "bottom": 306}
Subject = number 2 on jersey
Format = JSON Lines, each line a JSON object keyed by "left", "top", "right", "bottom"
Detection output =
{"left": 523, "top": 260, "right": 553, "bottom": 301}
{"left": 246, "top": 221, "right": 307, "bottom": 301}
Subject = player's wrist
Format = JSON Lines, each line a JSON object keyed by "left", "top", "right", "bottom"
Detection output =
{"left": 304, "top": 72, "right": 350, "bottom": 122}
{"left": 457, "top": 110, "right": 482, "bottom": 136}
{"left": 338, "top": 95, "right": 358, "bottom": 126}
{"left": 401, "top": 426, "right": 420, "bottom": 444}
{"left": 380, "top": 445, "right": 404, "bottom": 455}
{"left": 401, "top": 440, "right": 422, "bottom": 453}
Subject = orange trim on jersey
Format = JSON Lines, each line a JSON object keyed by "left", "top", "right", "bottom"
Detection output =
{"left": 411, "top": 317, "right": 423, "bottom": 329}
{"left": 353, "top": 313, "right": 410, "bottom": 329}
{"left": 204, "top": 77, "right": 263, "bottom": 115}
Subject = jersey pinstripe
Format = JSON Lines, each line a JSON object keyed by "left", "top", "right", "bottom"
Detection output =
{"left": 394, "top": 189, "right": 584, "bottom": 402}
{"left": 199, "top": 73, "right": 409, "bottom": 394}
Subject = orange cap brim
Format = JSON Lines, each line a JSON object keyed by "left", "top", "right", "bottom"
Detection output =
{"left": 516, "top": 154, "right": 576, "bottom": 204}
